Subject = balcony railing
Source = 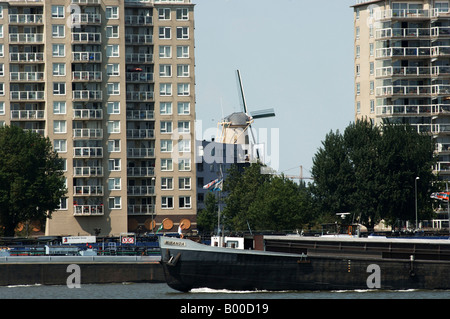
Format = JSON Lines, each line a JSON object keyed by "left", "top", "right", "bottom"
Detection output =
{"left": 375, "top": 9, "right": 430, "bottom": 20}
{"left": 73, "top": 205, "right": 104, "bottom": 216}
{"left": 126, "top": 129, "right": 155, "bottom": 139}
{"left": 127, "top": 167, "right": 155, "bottom": 177}
{"left": 126, "top": 72, "right": 154, "bottom": 82}
{"left": 124, "top": 34, "right": 153, "bottom": 44}
{"left": 376, "top": 85, "right": 450, "bottom": 96}
{"left": 72, "top": 71, "right": 102, "bottom": 82}
{"left": 376, "top": 27, "right": 430, "bottom": 39}
{"left": 74, "top": 185, "right": 104, "bottom": 196}
{"left": 72, "top": 52, "right": 102, "bottom": 62}
{"left": 73, "top": 109, "right": 103, "bottom": 120}
{"left": 10, "top": 52, "right": 44, "bottom": 63}
{"left": 127, "top": 186, "right": 155, "bottom": 196}
{"left": 72, "top": 0, "right": 101, "bottom": 4}
{"left": 73, "top": 166, "right": 103, "bottom": 177}
{"left": 10, "top": 110, "right": 45, "bottom": 120}
{"left": 376, "top": 66, "right": 431, "bottom": 77}
{"left": 126, "top": 110, "right": 154, "bottom": 120}
{"left": 72, "top": 32, "right": 101, "bottom": 43}
{"left": 10, "top": 72, "right": 44, "bottom": 82}
{"left": 71, "top": 13, "right": 101, "bottom": 24}
{"left": 376, "top": 47, "right": 431, "bottom": 58}
{"left": 73, "top": 128, "right": 103, "bottom": 139}
{"left": 125, "top": 15, "right": 153, "bottom": 25}
{"left": 127, "top": 205, "right": 155, "bottom": 215}
{"left": 9, "top": 33, "right": 43, "bottom": 43}
{"left": 126, "top": 91, "right": 154, "bottom": 101}
{"left": 73, "top": 90, "right": 102, "bottom": 101}
{"left": 127, "top": 148, "right": 155, "bottom": 158}
{"left": 73, "top": 147, "right": 103, "bottom": 158}
{"left": 125, "top": 53, "right": 153, "bottom": 63}
{"left": 10, "top": 91, "right": 45, "bottom": 101}
{"left": 377, "top": 104, "right": 450, "bottom": 116}
{"left": 9, "top": 14, "right": 43, "bottom": 24}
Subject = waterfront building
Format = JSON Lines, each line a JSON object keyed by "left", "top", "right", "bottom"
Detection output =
{"left": 0, "top": 0, "right": 197, "bottom": 237}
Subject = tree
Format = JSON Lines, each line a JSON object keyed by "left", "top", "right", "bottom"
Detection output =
{"left": 197, "top": 192, "right": 219, "bottom": 234}
{"left": 0, "top": 126, "right": 67, "bottom": 236}
{"left": 311, "top": 120, "right": 437, "bottom": 230}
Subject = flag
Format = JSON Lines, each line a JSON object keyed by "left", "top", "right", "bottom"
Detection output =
{"left": 203, "top": 179, "right": 220, "bottom": 190}
{"left": 156, "top": 223, "right": 164, "bottom": 234}
{"left": 212, "top": 179, "right": 223, "bottom": 191}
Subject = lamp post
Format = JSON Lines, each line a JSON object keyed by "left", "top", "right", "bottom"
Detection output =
{"left": 415, "top": 177, "right": 420, "bottom": 230}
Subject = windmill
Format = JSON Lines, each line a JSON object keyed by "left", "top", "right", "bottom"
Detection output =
{"left": 217, "top": 70, "right": 275, "bottom": 161}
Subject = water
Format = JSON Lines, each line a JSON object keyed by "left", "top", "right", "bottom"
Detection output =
{"left": 0, "top": 282, "right": 448, "bottom": 299}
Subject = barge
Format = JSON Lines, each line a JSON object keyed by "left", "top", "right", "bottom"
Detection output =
{"left": 159, "top": 235, "right": 450, "bottom": 292}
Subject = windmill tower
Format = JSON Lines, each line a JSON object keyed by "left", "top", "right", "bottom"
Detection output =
{"left": 217, "top": 70, "right": 275, "bottom": 161}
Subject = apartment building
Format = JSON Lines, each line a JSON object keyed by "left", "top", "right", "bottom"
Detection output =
{"left": 0, "top": 0, "right": 196, "bottom": 237}
{"left": 353, "top": 0, "right": 450, "bottom": 180}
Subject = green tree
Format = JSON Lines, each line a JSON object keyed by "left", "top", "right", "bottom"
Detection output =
{"left": 197, "top": 192, "right": 219, "bottom": 234}
{"left": 0, "top": 126, "right": 67, "bottom": 236}
{"left": 311, "top": 120, "right": 437, "bottom": 230}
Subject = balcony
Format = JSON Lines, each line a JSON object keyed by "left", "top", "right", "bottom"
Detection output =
{"left": 72, "top": 0, "right": 101, "bottom": 4}
{"left": 73, "top": 128, "right": 103, "bottom": 139}
{"left": 376, "top": 47, "right": 431, "bottom": 59}
{"left": 73, "top": 147, "right": 103, "bottom": 158}
{"left": 10, "top": 91, "right": 44, "bottom": 101}
{"left": 73, "top": 90, "right": 102, "bottom": 101}
{"left": 10, "top": 72, "right": 44, "bottom": 82}
{"left": 73, "top": 205, "right": 104, "bottom": 217}
{"left": 126, "top": 129, "right": 154, "bottom": 139}
{"left": 10, "top": 52, "right": 44, "bottom": 63}
{"left": 124, "top": 34, "right": 153, "bottom": 45}
{"left": 10, "top": 110, "right": 45, "bottom": 120}
{"left": 9, "top": 33, "right": 43, "bottom": 43}
{"left": 126, "top": 72, "right": 154, "bottom": 82}
{"left": 126, "top": 91, "right": 154, "bottom": 101}
{"left": 127, "top": 148, "right": 155, "bottom": 158}
{"left": 127, "top": 205, "right": 155, "bottom": 215}
{"left": 125, "top": 15, "right": 153, "bottom": 26}
{"left": 376, "top": 105, "right": 431, "bottom": 116}
{"left": 127, "top": 186, "right": 155, "bottom": 196}
{"left": 376, "top": 27, "right": 430, "bottom": 39}
{"left": 74, "top": 185, "right": 104, "bottom": 196}
{"left": 72, "top": 52, "right": 102, "bottom": 63}
{"left": 126, "top": 110, "right": 154, "bottom": 120}
{"left": 72, "top": 71, "right": 102, "bottom": 82}
{"left": 376, "top": 66, "right": 431, "bottom": 78}
{"left": 376, "top": 85, "right": 450, "bottom": 97}
{"left": 375, "top": 9, "right": 430, "bottom": 20}
{"left": 127, "top": 167, "right": 155, "bottom": 177}
{"left": 125, "top": 53, "right": 153, "bottom": 64}
{"left": 9, "top": 14, "right": 43, "bottom": 24}
{"left": 72, "top": 32, "right": 101, "bottom": 43}
{"left": 71, "top": 13, "right": 101, "bottom": 25}
{"left": 73, "top": 109, "right": 103, "bottom": 120}
{"left": 73, "top": 166, "right": 103, "bottom": 177}
{"left": 432, "top": 124, "right": 450, "bottom": 135}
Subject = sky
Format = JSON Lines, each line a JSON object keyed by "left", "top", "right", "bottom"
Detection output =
{"left": 193, "top": 0, "right": 356, "bottom": 179}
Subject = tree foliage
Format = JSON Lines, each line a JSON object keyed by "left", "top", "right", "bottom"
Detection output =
{"left": 0, "top": 126, "right": 67, "bottom": 236}
{"left": 310, "top": 120, "right": 437, "bottom": 230}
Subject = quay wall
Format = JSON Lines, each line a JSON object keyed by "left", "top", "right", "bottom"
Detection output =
{"left": 0, "top": 256, "right": 165, "bottom": 286}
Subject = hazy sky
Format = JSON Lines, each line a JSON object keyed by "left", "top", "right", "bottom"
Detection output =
{"left": 193, "top": 0, "right": 356, "bottom": 178}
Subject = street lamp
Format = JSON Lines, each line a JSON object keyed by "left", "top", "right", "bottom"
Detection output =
{"left": 415, "top": 177, "right": 420, "bottom": 231}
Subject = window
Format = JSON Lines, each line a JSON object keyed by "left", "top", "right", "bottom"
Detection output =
{"left": 53, "top": 120, "right": 66, "bottom": 134}
{"left": 160, "top": 83, "right": 172, "bottom": 96}
{"left": 370, "top": 62, "right": 374, "bottom": 75}
{"left": 369, "top": 43, "right": 374, "bottom": 56}
{"left": 106, "top": 45, "right": 119, "bottom": 57}
{"left": 370, "top": 81, "right": 374, "bottom": 94}
{"left": 108, "top": 178, "right": 121, "bottom": 190}
{"left": 159, "top": 45, "right": 172, "bottom": 58}
{"left": 0, "top": 83, "right": 3, "bottom": 95}
{"left": 356, "top": 64, "right": 360, "bottom": 76}
{"left": 160, "top": 121, "right": 173, "bottom": 134}
{"left": 356, "top": 27, "right": 360, "bottom": 40}
{"left": 107, "top": 121, "right": 120, "bottom": 133}
{"left": 106, "top": 6, "right": 119, "bottom": 19}
{"left": 108, "top": 159, "right": 121, "bottom": 171}
{"left": 108, "top": 139, "right": 120, "bottom": 152}
{"left": 176, "top": 27, "right": 189, "bottom": 39}
{"left": 0, "top": 44, "right": 3, "bottom": 57}
{"left": 52, "top": 25, "right": 65, "bottom": 38}
{"left": 53, "top": 63, "right": 66, "bottom": 76}
{"left": 356, "top": 45, "right": 360, "bottom": 58}
{"left": 107, "top": 64, "right": 120, "bottom": 76}
{"left": 177, "top": 46, "right": 189, "bottom": 58}
{"left": 178, "top": 139, "right": 190, "bottom": 152}
{"left": 177, "top": 64, "right": 189, "bottom": 77}
{"left": 0, "top": 64, "right": 4, "bottom": 77}
{"left": 107, "top": 101, "right": 120, "bottom": 114}
{"left": 0, "top": 26, "right": 3, "bottom": 39}
{"left": 177, "top": 83, "right": 190, "bottom": 96}
{"left": 357, "top": 101, "right": 361, "bottom": 114}
{"left": 106, "top": 25, "right": 119, "bottom": 38}
{"left": 179, "top": 196, "right": 191, "bottom": 209}
{"left": 178, "top": 158, "right": 191, "bottom": 171}
{"left": 107, "top": 83, "right": 120, "bottom": 95}
{"left": 0, "top": 102, "right": 3, "bottom": 115}
{"left": 436, "top": 2, "right": 450, "bottom": 12}
{"left": 161, "top": 177, "right": 173, "bottom": 190}
{"left": 161, "top": 140, "right": 173, "bottom": 152}
{"left": 159, "top": 27, "right": 171, "bottom": 39}
{"left": 356, "top": 83, "right": 360, "bottom": 95}
{"left": 370, "top": 100, "right": 375, "bottom": 113}
{"left": 54, "top": 139, "right": 66, "bottom": 152}
{"left": 161, "top": 196, "right": 173, "bottom": 209}
{"left": 160, "top": 102, "right": 172, "bottom": 115}
{"left": 52, "top": 6, "right": 65, "bottom": 18}
{"left": 176, "top": 8, "right": 189, "bottom": 20}
{"left": 53, "top": 44, "right": 65, "bottom": 57}
{"left": 178, "top": 121, "right": 190, "bottom": 133}
{"left": 53, "top": 102, "right": 66, "bottom": 114}
{"left": 179, "top": 177, "right": 191, "bottom": 190}
{"left": 109, "top": 197, "right": 121, "bottom": 209}
{"left": 159, "top": 64, "right": 172, "bottom": 77}
{"left": 53, "top": 82, "right": 66, "bottom": 95}
{"left": 178, "top": 102, "right": 190, "bottom": 115}
{"left": 159, "top": 8, "right": 171, "bottom": 20}
{"left": 58, "top": 197, "right": 68, "bottom": 210}
{"left": 161, "top": 158, "right": 173, "bottom": 171}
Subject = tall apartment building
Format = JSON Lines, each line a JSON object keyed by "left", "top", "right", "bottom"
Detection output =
{"left": 353, "top": 0, "right": 450, "bottom": 181}
{"left": 0, "top": 0, "right": 197, "bottom": 237}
